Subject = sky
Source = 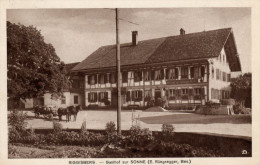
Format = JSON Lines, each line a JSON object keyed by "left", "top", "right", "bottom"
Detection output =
{"left": 7, "top": 8, "right": 251, "bottom": 72}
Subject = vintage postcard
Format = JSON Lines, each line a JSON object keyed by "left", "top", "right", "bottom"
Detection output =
{"left": 0, "top": 0, "right": 259, "bottom": 165}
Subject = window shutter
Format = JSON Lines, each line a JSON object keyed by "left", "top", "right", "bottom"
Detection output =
{"left": 122, "top": 72, "right": 128, "bottom": 83}
{"left": 166, "top": 69, "right": 169, "bottom": 79}
{"left": 105, "top": 92, "right": 108, "bottom": 99}
{"left": 151, "top": 70, "right": 155, "bottom": 80}
{"left": 109, "top": 73, "right": 112, "bottom": 83}
{"left": 104, "top": 74, "right": 108, "bottom": 83}
{"left": 161, "top": 69, "right": 164, "bottom": 79}
{"left": 166, "top": 90, "right": 169, "bottom": 97}
{"left": 94, "top": 92, "right": 97, "bottom": 102}
{"left": 131, "top": 91, "right": 135, "bottom": 100}
{"left": 193, "top": 67, "right": 197, "bottom": 78}
{"left": 201, "top": 88, "right": 205, "bottom": 96}
{"left": 176, "top": 89, "right": 180, "bottom": 96}
{"left": 189, "top": 89, "right": 193, "bottom": 95}
{"left": 94, "top": 75, "right": 97, "bottom": 84}
{"left": 139, "top": 71, "right": 142, "bottom": 81}
{"left": 88, "top": 75, "right": 91, "bottom": 84}
{"left": 201, "top": 66, "right": 205, "bottom": 78}
{"left": 138, "top": 90, "right": 143, "bottom": 101}
{"left": 98, "top": 92, "right": 101, "bottom": 101}
{"left": 88, "top": 93, "right": 91, "bottom": 102}
{"left": 190, "top": 67, "right": 194, "bottom": 78}
{"left": 115, "top": 73, "right": 118, "bottom": 83}
{"left": 98, "top": 74, "right": 101, "bottom": 84}
{"left": 175, "top": 68, "right": 179, "bottom": 79}
{"left": 126, "top": 91, "right": 131, "bottom": 102}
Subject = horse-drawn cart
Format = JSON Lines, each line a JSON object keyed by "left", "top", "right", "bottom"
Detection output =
{"left": 34, "top": 105, "right": 58, "bottom": 119}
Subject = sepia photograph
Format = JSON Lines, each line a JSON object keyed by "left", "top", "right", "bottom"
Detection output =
{"left": 0, "top": 1, "right": 259, "bottom": 165}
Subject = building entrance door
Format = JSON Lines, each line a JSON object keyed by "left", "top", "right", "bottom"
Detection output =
{"left": 155, "top": 89, "right": 161, "bottom": 99}
{"left": 111, "top": 91, "right": 118, "bottom": 107}
{"left": 111, "top": 91, "right": 125, "bottom": 107}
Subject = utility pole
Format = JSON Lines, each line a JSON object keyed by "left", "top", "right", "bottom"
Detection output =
{"left": 116, "top": 8, "right": 121, "bottom": 135}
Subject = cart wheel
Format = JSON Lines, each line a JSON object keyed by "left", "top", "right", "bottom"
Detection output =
{"left": 35, "top": 112, "right": 40, "bottom": 118}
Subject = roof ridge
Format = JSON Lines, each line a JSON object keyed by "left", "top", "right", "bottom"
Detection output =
{"left": 98, "top": 28, "right": 232, "bottom": 49}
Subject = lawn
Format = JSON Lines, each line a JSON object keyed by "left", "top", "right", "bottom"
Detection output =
{"left": 139, "top": 113, "right": 251, "bottom": 124}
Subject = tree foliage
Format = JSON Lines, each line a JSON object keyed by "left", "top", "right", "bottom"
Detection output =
{"left": 7, "top": 21, "right": 69, "bottom": 101}
{"left": 230, "top": 73, "right": 251, "bottom": 107}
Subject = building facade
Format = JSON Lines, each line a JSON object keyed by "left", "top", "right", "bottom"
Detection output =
{"left": 71, "top": 28, "right": 241, "bottom": 108}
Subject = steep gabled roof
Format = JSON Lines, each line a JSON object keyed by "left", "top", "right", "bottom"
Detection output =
{"left": 72, "top": 28, "right": 241, "bottom": 72}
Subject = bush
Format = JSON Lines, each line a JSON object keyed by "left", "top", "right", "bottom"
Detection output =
{"left": 206, "top": 101, "right": 220, "bottom": 107}
{"left": 140, "top": 142, "right": 221, "bottom": 157}
{"left": 146, "top": 97, "right": 155, "bottom": 108}
{"left": 105, "top": 121, "right": 117, "bottom": 143}
{"left": 161, "top": 124, "right": 175, "bottom": 142}
{"left": 127, "top": 125, "right": 153, "bottom": 147}
{"left": 104, "top": 100, "right": 111, "bottom": 106}
{"left": 8, "top": 110, "right": 28, "bottom": 142}
{"left": 105, "top": 121, "right": 116, "bottom": 136}
{"left": 233, "top": 102, "right": 251, "bottom": 114}
{"left": 155, "top": 98, "right": 166, "bottom": 107}
{"left": 162, "top": 124, "right": 174, "bottom": 135}
{"left": 53, "top": 121, "right": 63, "bottom": 133}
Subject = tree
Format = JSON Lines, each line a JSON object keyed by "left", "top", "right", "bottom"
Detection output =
{"left": 230, "top": 73, "right": 252, "bottom": 108}
{"left": 7, "top": 21, "right": 69, "bottom": 106}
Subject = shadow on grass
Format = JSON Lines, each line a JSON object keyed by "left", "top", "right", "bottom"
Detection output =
{"left": 139, "top": 114, "right": 251, "bottom": 124}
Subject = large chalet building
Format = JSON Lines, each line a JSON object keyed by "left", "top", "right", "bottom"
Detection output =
{"left": 69, "top": 28, "right": 241, "bottom": 109}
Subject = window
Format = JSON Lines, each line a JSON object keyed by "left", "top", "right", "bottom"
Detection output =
{"left": 61, "top": 96, "right": 66, "bottom": 104}
{"left": 182, "top": 88, "right": 188, "bottom": 95}
{"left": 167, "top": 68, "right": 177, "bottom": 79}
{"left": 88, "top": 92, "right": 97, "bottom": 102}
{"left": 110, "top": 73, "right": 117, "bottom": 84}
{"left": 144, "top": 90, "right": 152, "bottom": 99}
{"left": 223, "top": 72, "right": 226, "bottom": 81}
{"left": 144, "top": 71, "right": 151, "bottom": 81}
{"left": 131, "top": 90, "right": 142, "bottom": 101}
{"left": 98, "top": 92, "right": 108, "bottom": 102}
{"left": 134, "top": 71, "right": 142, "bottom": 82}
{"left": 122, "top": 72, "right": 128, "bottom": 83}
{"left": 99, "top": 74, "right": 105, "bottom": 84}
{"left": 154, "top": 70, "right": 162, "bottom": 80}
{"left": 194, "top": 67, "right": 199, "bottom": 78}
{"left": 169, "top": 89, "right": 176, "bottom": 96}
{"left": 194, "top": 88, "right": 204, "bottom": 95}
{"left": 200, "top": 66, "right": 205, "bottom": 78}
{"left": 227, "top": 73, "right": 231, "bottom": 82}
{"left": 79, "top": 82, "right": 84, "bottom": 88}
{"left": 194, "top": 88, "right": 201, "bottom": 95}
{"left": 190, "top": 67, "right": 194, "bottom": 79}
{"left": 89, "top": 75, "right": 96, "bottom": 85}
{"left": 181, "top": 67, "right": 188, "bottom": 79}
{"left": 74, "top": 95, "right": 79, "bottom": 104}
{"left": 168, "top": 89, "right": 176, "bottom": 100}
{"left": 216, "top": 69, "right": 220, "bottom": 80}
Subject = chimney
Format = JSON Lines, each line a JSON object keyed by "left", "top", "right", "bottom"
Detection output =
{"left": 180, "top": 28, "right": 185, "bottom": 35}
{"left": 132, "top": 31, "right": 138, "bottom": 46}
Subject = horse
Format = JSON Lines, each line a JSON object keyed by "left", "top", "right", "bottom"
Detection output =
{"left": 57, "top": 107, "right": 70, "bottom": 122}
{"left": 67, "top": 105, "right": 82, "bottom": 122}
